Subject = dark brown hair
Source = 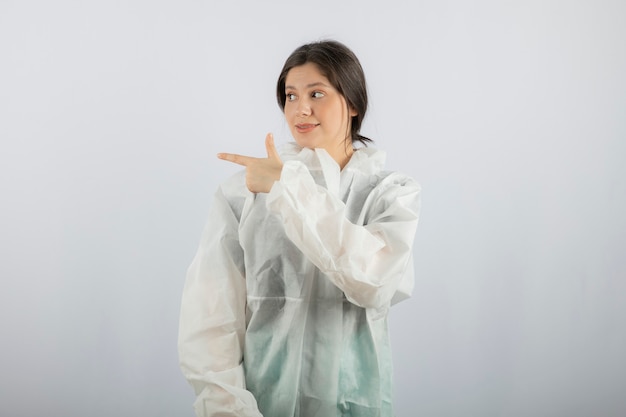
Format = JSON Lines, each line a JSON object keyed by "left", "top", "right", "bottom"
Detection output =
{"left": 276, "top": 40, "right": 372, "bottom": 146}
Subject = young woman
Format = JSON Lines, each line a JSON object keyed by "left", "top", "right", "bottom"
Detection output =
{"left": 179, "top": 40, "right": 421, "bottom": 417}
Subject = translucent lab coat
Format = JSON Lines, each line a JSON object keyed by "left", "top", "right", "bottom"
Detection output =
{"left": 178, "top": 143, "right": 421, "bottom": 417}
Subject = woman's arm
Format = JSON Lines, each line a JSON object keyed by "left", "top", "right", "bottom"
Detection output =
{"left": 266, "top": 160, "right": 421, "bottom": 313}
{"left": 178, "top": 186, "right": 262, "bottom": 417}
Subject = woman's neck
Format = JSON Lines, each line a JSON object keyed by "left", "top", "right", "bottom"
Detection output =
{"left": 327, "top": 142, "right": 354, "bottom": 170}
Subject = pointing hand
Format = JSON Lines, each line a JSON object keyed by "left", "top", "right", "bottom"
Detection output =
{"left": 217, "top": 133, "right": 283, "bottom": 193}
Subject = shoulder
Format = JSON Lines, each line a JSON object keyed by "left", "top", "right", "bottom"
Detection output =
{"left": 214, "top": 170, "right": 249, "bottom": 220}
{"left": 349, "top": 147, "right": 419, "bottom": 191}
{"left": 219, "top": 169, "right": 247, "bottom": 195}
{"left": 348, "top": 147, "right": 421, "bottom": 203}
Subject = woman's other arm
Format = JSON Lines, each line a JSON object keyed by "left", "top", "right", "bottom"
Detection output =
{"left": 178, "top": 186, "right": 262, "bottom": 417}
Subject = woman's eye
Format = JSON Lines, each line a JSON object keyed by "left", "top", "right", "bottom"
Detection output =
{"left": 286, "top": 93, "right": 297, "bottom": 101}
{"left": 312, "top": 91, "right": 324, "bottom": 98}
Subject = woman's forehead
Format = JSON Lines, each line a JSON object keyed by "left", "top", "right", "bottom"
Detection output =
{"left": 285, "top": 63, "right": 332, "bottom": 89}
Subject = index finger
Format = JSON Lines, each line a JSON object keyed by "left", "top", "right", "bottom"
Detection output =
{"left": 217, "top": 153, "right": 256, "bottom": 166}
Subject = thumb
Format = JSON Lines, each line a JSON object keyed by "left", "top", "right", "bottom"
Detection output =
{"left": 265, "top": 133, "right": 281, "bottom": 162}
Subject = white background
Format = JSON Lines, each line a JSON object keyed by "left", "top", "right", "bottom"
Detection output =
{"left": 1, "top": 1, "right": 625, "bottom": 416}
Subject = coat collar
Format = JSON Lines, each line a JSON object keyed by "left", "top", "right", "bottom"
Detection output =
{"left": 279, "top": 142, "right": 386, "bottom": 176}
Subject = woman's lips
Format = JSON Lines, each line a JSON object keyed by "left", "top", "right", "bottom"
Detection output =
{"left": 295, "top": 123, "right": 320, "bottom": 133}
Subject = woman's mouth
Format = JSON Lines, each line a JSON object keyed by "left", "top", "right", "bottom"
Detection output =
{"left": 295, "top": 123, "right": 320, "bottom": 133}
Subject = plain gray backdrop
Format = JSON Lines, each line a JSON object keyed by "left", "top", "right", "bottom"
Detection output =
{"left": 1, "top": 0, "right": 625, "bottom": 416}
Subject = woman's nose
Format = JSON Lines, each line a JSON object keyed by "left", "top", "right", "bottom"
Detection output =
{"left": 296, "top": 101, "right": 311, "bottom": 117}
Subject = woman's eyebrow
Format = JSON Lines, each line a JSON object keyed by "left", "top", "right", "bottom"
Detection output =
{"left": 285, "top": 82, "right": 330, "bottom": 90}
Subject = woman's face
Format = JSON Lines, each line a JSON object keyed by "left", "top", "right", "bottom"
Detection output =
{"left": 284, "top": 62, "right": 356, "bottom": 163}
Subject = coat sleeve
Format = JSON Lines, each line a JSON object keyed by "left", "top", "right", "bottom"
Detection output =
{"left": 178, "top": 186, "right": 263, "bottom": 417}
{"left": 266, "top": 160, "right": 421, "bottom": 312}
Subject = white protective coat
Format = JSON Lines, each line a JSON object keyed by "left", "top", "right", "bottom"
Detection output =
{"left": 178, "top": 143, "right": 421, "bottom": 417}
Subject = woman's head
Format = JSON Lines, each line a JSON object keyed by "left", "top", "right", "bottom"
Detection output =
{"left": 276, "top": 40, "right": 371, "bottom": 149}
